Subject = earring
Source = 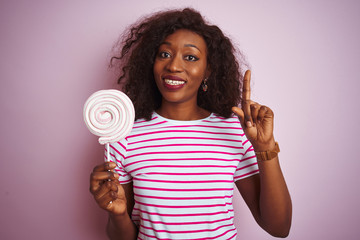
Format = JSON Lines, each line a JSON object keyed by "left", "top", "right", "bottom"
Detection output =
{"left": 202, "top": 78, "right": 208, "bottom": 92}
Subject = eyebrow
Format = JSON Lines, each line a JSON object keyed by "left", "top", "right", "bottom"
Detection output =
{"left": 161, "top": 42, "right": 201, "bottom": 52}
{"left": 184, "top": 44, "right": 201, "bottom": 52}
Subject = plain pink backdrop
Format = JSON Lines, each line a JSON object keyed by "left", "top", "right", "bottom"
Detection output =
{"left": 1, "top": 0, "right": 359, "bottom": 239}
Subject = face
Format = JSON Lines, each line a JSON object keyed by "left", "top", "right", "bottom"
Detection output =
{"left": 153, "top": 29, "right": 210, "bottom": 106}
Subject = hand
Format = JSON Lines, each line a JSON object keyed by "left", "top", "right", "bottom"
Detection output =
{"left": 90, "top": 162, "right": 127, "bottom": 215}
{"left": 232, "top": 70, "right": 276, "bottom": 151}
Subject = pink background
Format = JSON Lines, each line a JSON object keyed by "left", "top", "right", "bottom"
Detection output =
{"left": 1, "top": 0, "right": 359, "bottom": 239}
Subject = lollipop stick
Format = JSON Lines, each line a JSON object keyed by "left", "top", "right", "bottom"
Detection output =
{"left": 106, "top": 143, "right": 110, "bottom": 162}
{"left": 106, "top": 143, "right": 112, "bottom": 181}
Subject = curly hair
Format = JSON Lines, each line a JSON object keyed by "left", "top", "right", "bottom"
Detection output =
{"left": 111, "top": 8, "right": 247, "bottom": 120}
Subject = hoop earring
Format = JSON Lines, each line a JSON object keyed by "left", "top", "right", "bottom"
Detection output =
{"left": 202, "top": 78, "right": 208, "bottom": 92}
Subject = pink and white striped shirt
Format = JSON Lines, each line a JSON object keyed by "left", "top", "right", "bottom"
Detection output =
{"left": 107, "top": 112, "right": 259, "bottom": 240}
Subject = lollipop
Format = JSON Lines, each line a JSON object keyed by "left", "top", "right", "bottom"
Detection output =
{"left": 83, "top": 89, "right": 135, "bottom": 161}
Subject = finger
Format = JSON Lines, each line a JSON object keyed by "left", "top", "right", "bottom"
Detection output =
{"left": 97, "top": 191, "right": 118, "bottom": 211}
{"left": 257, "top": 105, "right": 268, "bottom": 122}
{"left": 91, "top": 171, "right": 119, "bottom": 181}
{"left": 90, "top": 171, "right": 119, "bottom": 193}
{"left": 242, "top": 70, "right": 251, "bottom": 101}
{"left": 251, "top": 103, "right": 260, "bottom": 124}
{"left": 93, "top": 180, "right": 118, "bottom": 200}
{"left": 242, "top": 100, "right": 253, "bottom": 127}
{"left": 90, "top": 162, "right": 118, "bottom": 193}
{"left": 232, "top": 106, "right": 245, "bottom": 126}
{"left": 242, "top": 70, "right": 253, "bottom": 127}
{"left": 92, "top": 162, "right": 117, "bottom": 172}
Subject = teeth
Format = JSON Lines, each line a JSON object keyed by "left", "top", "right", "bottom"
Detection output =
{"left": 164, "top": 79, "right": 185, "bottom": 85}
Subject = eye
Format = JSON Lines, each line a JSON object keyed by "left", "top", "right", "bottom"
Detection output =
{"left": 159, "top": 51, "right": 171, "bottom": 58}
{"left": 184, "top": 55, "right": 199, "bottom": 62}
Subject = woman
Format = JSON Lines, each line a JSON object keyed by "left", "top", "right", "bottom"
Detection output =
{"left": 90, "top": 8, "right": 292, "bottom": 240}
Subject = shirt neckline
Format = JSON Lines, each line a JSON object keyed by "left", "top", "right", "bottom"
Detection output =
{"left": 153, "top": 111, "right": 214, "bottom": 124}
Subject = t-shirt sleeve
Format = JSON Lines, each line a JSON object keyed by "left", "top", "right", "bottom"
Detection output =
{"left": 233, "top": 137, "right": 259, "bottom": 182}
{"left": 105, "top": 140, "right": 133, "bottom": 184}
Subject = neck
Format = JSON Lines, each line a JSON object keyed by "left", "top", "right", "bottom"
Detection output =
{"left": 156, "top": 101, "right": 210, "bottom": 121}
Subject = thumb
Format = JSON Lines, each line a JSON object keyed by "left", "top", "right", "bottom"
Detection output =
{"left": 232, "top": 106, "right": 245, "bottom": 126}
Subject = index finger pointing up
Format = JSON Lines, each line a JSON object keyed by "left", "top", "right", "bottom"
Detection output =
{"left": 242, "top": 70, "right": 251, "bottom": 101}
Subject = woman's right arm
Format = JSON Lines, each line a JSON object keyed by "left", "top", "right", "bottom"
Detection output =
{"left": 90, "top": 162, "right": 138, "bottom": 240}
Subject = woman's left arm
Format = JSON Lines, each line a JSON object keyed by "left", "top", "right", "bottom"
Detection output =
{"left": 232, "top": 70, "right": 292, "bottom": 238}
{"left": 235, "top": 157, "right": 292, "bottom": 238}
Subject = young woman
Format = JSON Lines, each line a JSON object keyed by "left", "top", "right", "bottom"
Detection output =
{"left": 90, "top": 8, "right": 292, "bottom": 240}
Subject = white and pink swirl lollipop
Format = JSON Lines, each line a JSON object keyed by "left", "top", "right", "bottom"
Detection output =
{"left": 83, "top": 89, "right": 135, "bottom": 161}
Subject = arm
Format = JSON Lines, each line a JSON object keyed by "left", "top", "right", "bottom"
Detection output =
{"left": 106, "top": 182, "right": 138, "bottom": 240}
{"left": 232, "top": 70, "right": 292, "bottom": 237}
{"left": 235, "top": 156, "right": 292, "bottom": 237}
{"left": 90, "top": 162, "right": 138, "bottom": 240}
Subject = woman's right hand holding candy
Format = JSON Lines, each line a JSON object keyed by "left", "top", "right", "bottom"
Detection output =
{"left": 90, "top": 162, "right": 138, "bottom": 239}
{"left": 90, "top": 162, "right": 128, "bottom": 216}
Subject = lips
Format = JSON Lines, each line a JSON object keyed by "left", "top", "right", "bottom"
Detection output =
{"left": 162, "top": 75, "right": 186, "bottom": 90}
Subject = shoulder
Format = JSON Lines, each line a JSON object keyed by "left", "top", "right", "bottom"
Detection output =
{"left": 131, "top": 112, "right": 166, "bottom": 131}
{"left": 203, "top": 113, "right": 248, "bottom": 140}
{"left": 123, "top": 112, "right": 168, "bottom": 141}
{"left": 205, "top": 113, "right": 242, "bottom": 125}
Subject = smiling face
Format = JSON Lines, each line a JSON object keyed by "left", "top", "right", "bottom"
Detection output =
{"left": 153, "top": 29, "right": 209, "bottom": 107}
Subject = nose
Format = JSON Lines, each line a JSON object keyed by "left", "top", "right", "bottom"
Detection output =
{"left": 166, "top": 55, "right": 183, "bottom": 72}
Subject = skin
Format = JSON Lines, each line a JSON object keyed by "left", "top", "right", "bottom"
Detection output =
{"left": 233, "top": 70, "right": 292, "bottom": 237}
{"left": 90, "top": 29, "right": 292, "bottom": 239}
{"left": 153, "top": 29, "right": 211, "bottom": 120}
{"left": 90, "top": 163, "right": 137, "bottom": 239}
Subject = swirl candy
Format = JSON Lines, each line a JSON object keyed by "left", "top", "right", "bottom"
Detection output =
{"left": 83, "top": 89, "right": 135, "bottom": 146}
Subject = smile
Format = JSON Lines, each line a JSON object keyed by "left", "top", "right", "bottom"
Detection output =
{"left": 162, "top": 76, "right": 186, "bottom": 90}
{"left": 164, "top": 79, "right": 186, "bottom": 86}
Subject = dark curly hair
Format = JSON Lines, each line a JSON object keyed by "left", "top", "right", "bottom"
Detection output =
{"left": 111, "top": 8, "right": 247, "bottom": 120}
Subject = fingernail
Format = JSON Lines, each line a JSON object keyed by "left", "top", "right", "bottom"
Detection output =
{"left": 108, "top": 162, "right": 116, "bottom": 168}
{"left": 246, "top": 121, "right": 252, "bottom": 127}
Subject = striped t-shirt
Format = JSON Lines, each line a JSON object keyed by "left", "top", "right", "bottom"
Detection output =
{"left": 107, "top": 112, "right": 259, "bottom": 240}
